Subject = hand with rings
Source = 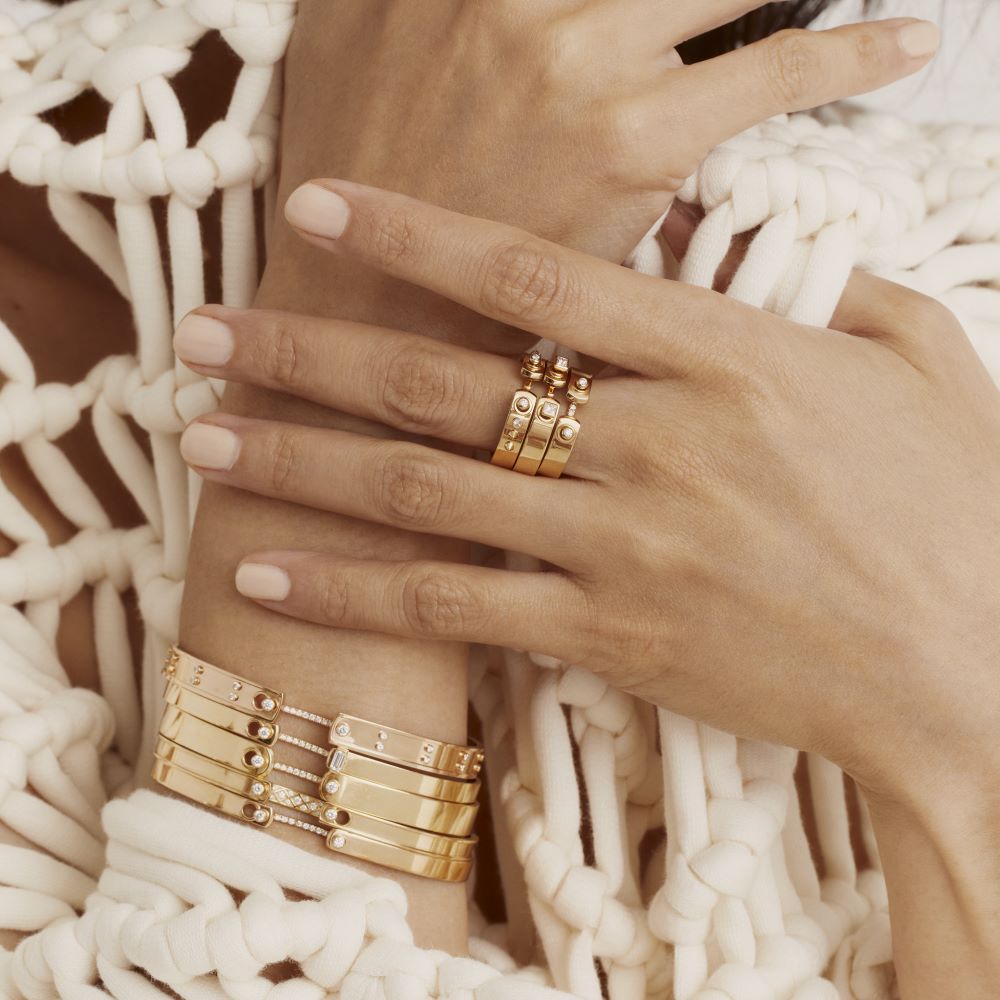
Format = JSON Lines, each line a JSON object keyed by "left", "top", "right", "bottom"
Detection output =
{"left": 175, "top": 179, "right": 1000, "bottom": 809}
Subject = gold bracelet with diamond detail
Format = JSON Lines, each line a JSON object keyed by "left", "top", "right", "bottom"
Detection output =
{"left": 154, "top": 646, "right": 482, "bottom": 881}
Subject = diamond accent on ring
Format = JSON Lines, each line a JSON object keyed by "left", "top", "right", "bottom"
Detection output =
{"left": 541, "top": 401, "right": 557, "bottom": 418}
{"left": 331, "top": 834, "right": 346, "bottom": 849}
{"left": 250, "top": 781, "right": 265, "bottom": 796}
{"left": 560, "top": 427, "right": 574, "bottom": 440}
{"left": 324, "top": 779, "right": 340, "bottom": 795}
{"left": 335, "top": 723, "right": 350, "bottom": 736}
{"left": 515, "top": 397, "right": 531, "bottom": 413}
{"left": 260, "top": 697, "right": 276, "bottom": 712}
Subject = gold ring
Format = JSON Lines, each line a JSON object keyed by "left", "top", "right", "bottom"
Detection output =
{"left": 491, "top": 350, "right": 546, "bottom": 468}
{"left": 537, "top": 366, "right": 591, "bottom": 478}
{"left": 512, "top": 355, "right": 569, "bottom": 475}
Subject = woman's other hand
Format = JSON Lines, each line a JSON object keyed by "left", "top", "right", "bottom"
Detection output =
{"left": 273, "top": 1, "right": 939, "bottom": 276}
{"left": 176, "top": 181, "right": 1000, "bottom": 809}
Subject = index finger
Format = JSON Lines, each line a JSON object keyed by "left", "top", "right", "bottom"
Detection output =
{"left": 282, "top": 178, "right": 755, "bottom": 377}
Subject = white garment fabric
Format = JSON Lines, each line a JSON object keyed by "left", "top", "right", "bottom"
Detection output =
{"left": 0, "top": 1, "right": 997, "bottom": 999}
{"left": 810, "top": 0, "right": 1000, "bottom": 125}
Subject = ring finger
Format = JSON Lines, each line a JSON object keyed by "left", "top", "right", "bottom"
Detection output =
{"left": 179, "top": 414, "right": 597, "bottom": 568}
{"left": 174, "top": 305, "right": 630, "bottom": 480}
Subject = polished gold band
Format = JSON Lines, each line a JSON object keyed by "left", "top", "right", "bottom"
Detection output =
{"left": 325, "top": 827, "right": 471, "bottom": 881}
{"left": 537, "top": 367, "right": 591, "bottom": 479}
{"left": 159, "top": 703, "right": 273, "bottom": 774}
{"left": 154, "top": 646, "right": 482, "bottom": 882}
{"left": 164, "top": 647, "right": 282, "bottom": 720}
{"left": 152, "top": 757, "right": 274, "bottom": 827}
{"left": 165, "top": 681, "right": 280, "bottom": 745}
{"left": 327, "top": 744, "right": 480, "bottom": 803}
{"left": 329, "top": 715, "right": 483, "bottom": 780}
{"left": 155, "top": 736, "right": 272, "bottom": 801}
{"left": 319, "top": 770, "right": 478, "bottom": 837}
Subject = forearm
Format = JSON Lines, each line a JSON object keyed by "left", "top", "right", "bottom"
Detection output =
{"left": 865, "top": 780, "right": 1000, "bottom": 996}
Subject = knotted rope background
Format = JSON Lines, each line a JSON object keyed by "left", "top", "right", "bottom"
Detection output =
{"left": 0, "top": 1, "right": 997, "bottom": 998}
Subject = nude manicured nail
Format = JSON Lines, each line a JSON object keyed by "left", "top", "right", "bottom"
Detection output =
{"left": 897, "top": 20, "right": 939, "bottom": 57}
{"left": 236, "top": 562, "right": 291, "bottom": 601}
{"left": 174, "top": 314, "right": 234, "bottom": 366}
{"left": 180, "top": 422, "right": 240, "bottom": 470}
{"left": 284, "top": 183, "right": 350, "bottom": 239}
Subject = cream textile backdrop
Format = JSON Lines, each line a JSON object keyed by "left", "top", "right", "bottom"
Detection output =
{"left": 0, "top": 1, "right": 998, "bottom": 998}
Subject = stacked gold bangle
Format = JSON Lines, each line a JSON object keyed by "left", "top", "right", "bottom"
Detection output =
{"left": 152, "top": 646, "right": 483, "bottom": 882}
{"left": 491, "top": 350, "right": 592, "bottom": 477}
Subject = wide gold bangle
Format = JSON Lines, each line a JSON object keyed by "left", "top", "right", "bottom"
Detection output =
{"left": 324, "top": 827, "right": 472, "bottom": 881}
{"left": 159, "top": 703, "right": 273, "bottom": 774}
{"left": 152, "top": 757, "right": 274, "bottom": 827}
{"left": 154, "top": 646, "right": 484, "bottom": 882}
{"left": 330, "top": 716, "right": 483, "bottom": 780}
{"left": 318, "top": 770, "right": 478, "bottom": 837}
{"left": 327, "top": 744, "right": 480, "bottom": 804}
{"left": 155, "top": 735, "right": 272, "bottom": 801}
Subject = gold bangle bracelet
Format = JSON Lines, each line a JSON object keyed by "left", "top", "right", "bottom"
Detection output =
{"left": 270, "top": 782, "right": 475, "bottom": 859}
{"left": 152, "top": 757, "right": 273, "bottom": 827}
{"left": 330, "top": 808, "right": 476, "bottom": 860}
{"left": 159, "top": 704, "right": 273, "bottom": 775}
{"left": 329, "top": 716, "right": 483, "bottom": 780}
{"left": 164, "top": 647, "right": 282, "bottom": 721}
{"left": 326, "top": 745, "right": 479, "bottom": 804}
{"left": 319, "top": 770, "right": 478, "bottom": 837}
{"left": 324, "top": 827, "right": 472, "bottom": 882}
{"left": 165, "top": 682, "right": 280, "bottom": 746}
{"left": 155, "top": 736, "right": 272, "bottom": 801}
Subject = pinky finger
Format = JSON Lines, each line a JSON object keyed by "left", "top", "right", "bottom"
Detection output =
{"left": 234, "top": 552, "right": 586, "bottom": 660}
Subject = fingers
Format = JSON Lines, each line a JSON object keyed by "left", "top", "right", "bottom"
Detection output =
{"left": 830, "top": 269, "right": 969, "bottom": 368}
{"left": 179, "top": 414, "right": 596, "bottom": 567}
{"left": 645, "top": 19, "right": 939, "bottom": 164}
{"left": 232, "top": 552, "right": 587, "bottom": 661}
{"left": 173, "top": 306, "right": 622, "bottom": 477}
{"left": 281, "top": 178, "right": 759, "bottom": 378}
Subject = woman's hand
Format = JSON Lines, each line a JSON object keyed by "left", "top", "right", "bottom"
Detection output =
{"left": 272, "top": 1, "right": 939, "bottom": 275}
{"left": 175, "top": 181, "right": 1000, "bottom": 808}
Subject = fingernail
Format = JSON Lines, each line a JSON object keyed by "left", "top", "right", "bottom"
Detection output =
{"left": 174, "top": 313, "right": 234, "bottom": 367}
{"left": 236, "top": 562, "right": 291, "bottom": 601}
{"left": 897, "top": 20, "right": 939, "bottom": 57}
{"left": 180, "top": 422, "right": 240, "bottom": 471}
{"left": 284, "top": 183, "right": 350, "bottom": 240}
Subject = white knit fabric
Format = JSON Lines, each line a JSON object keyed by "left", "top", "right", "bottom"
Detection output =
{"left": 0, "top": 2, "right": 998, "bottom": 998}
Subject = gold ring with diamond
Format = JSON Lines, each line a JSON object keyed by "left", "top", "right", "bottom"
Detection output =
{"left": 537, "top": 366, "right": 591, "bottom": 478}
{"left": 491, "top": 350, "right": 546, "bottom": 468}
{"left": 512, "top": 355, "right": 570, "bottom": 475}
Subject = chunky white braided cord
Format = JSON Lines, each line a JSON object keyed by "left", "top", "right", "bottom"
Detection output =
{"left": 1, "top": 1, "right": 998, "bottom": 997}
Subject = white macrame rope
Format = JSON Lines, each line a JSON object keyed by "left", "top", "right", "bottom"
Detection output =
{"left": 0, "top": 1, "right": 998, "bottom": 997}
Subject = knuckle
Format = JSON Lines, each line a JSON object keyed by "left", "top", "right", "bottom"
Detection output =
{"left": 317, "top": 572, "right": 352, "bottom": 624}
{"left": 851, "top": 29, "right": 882, "bottom": 86}
{"left": 377, "top": 342, "right": 463, "bottom": 434}
{"left": 763, "top": 30, "right": 823, "bottom": 105}
{"left": 400, "top": 567, "right": 476, "bottom": 637}
{"left": 375, "top": 447, "right": 453, "bottom": 530}
{"left": 364, "top": 202, "right": 420, "bottom": 269}
{"left": 266, "top": 427, "right": 302, "bottom": 494}
{"left": 256, "top": 319, "right": 301, "bottom": 389}
{"left": 478, "top": 239, "right": 577, "bottom": 327}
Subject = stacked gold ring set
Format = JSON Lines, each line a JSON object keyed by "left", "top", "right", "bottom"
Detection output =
{"left": 153, "top": 646, "right": 484, "bottom": 882}
{"left": 491, "top": 351, "right": 592, "bottom": 477}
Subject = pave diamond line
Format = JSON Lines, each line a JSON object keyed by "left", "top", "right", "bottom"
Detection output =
{"left": 270, "top": 784, "right": 327, "bottom": 820}
{"left": 278, "top": 733, "right": 328, "bottom": 756}
{"left": 282, "top": 704, "right": 333, "bottom": 727}
{"left": 273, "top": 762, "right": 323, "bottom": 784}
{"left": 272, "top": 812, "right": 325, "bottom": 838}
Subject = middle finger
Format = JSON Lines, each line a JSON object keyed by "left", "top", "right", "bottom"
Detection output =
{"left": 174, "top": 305, "right": 629, "bottom": 480}
{"left": 179, "top": 414, "right": 598, "bottom": 568}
